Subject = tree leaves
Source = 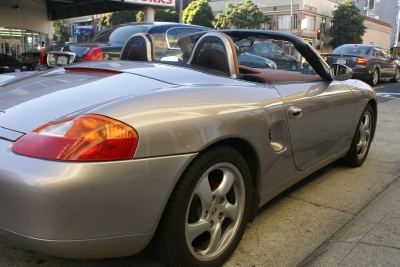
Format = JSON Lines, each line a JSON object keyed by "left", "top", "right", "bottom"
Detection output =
{"left": 53, "top": 20, "right": 70, "bottom": 43}
{"left": 329, "top": 0, "right": 366, "bottom": 48}
{"left": 213, "top": 0, "right": 269, "bottom": 30}
{"left": 182, "top": 0, "right": 214, "bottom": 28}
{"left": 98, "top": 11, "right": 136, "bottom": 27}
{"left": 136, "top": 10, "right": 179, "bottom": 22}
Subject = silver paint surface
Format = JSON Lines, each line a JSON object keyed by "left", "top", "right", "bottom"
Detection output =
{"left": 0, "top": 61, "right": 376, "bottom": 259}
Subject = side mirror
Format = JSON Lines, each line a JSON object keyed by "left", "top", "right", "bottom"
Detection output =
{"left": 330, "top": 63, "right": 353, "bottom": 81}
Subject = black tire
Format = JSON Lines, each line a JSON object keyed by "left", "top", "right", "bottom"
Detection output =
{"left": 390, "top": 68, "right": 399, "bottom": 83}
{"left": 149, "top": 146, "right": 252, "bottom": 267}
{"left": 368, "top": 69, "right": 379, "bottom": 86}
{"left": 28, "top": 65, "right": 34, "bottom": 71}
{"left": 341, "top": 104, "right": 374, "bottom": 167}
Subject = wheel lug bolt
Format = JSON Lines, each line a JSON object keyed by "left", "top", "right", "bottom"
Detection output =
{"left": 204, "top": 210, "right": 209, "bottom": 217}
{"left": 218, "top": 212, "right": 224, "bottom": 220}
{"left": 212, "top": 195, "right": 216, "bottom": 203}
{"left": 219, "top": 197, "right": 225, "bottom": 204}
{"left": 209, "top": 220, "right": 214, "bottom": 229}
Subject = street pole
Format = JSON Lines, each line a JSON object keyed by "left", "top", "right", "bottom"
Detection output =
{"left": 179, "top": 0, "right": 183, "bottom": 23}
{"left": 290, "top": 0, "right": 293, "bottom": 34}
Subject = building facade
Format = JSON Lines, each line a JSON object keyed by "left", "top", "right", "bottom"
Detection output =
{"left": 356, "top": 0, "right": 400, "bottom": 47}
{"left": 0, "top": 0, "right": 52, "bottom": 58}
{"left": 363, "top": 16, "right": 393, "bottom": 50}
{"left": 209, "top": 0, "right": 338, "bottom": 52}
{"left": 210, "top": 0, "right": 393, "bottom": 52}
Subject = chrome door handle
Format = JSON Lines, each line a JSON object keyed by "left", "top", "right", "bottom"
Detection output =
{"left": 288, "top": 106, "right": 302, "bottom": 119}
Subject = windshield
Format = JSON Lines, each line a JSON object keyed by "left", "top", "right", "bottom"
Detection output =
{"left": 90, "top": 25, "right": 148, "bottom": 44}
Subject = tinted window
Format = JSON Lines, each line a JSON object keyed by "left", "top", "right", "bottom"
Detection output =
{"left": 166, "top": 28, "right": 205, "bottom": 49}
{"left": 268, "top": 43, "right": 283, "bottom": 53}
{"left": 256, "top": 44, "right": 270, "bottom": 53}
{"left": 373, "top": 47, "right": 383, "bottom": 58}
{"left": 176, "top": 28, "right": 205, "bottom": 38}
{"left": 166, "top": 29, "right": 179, "bottom": 48}
{"left": 20, "top": 53, "right": 31, "bottom": 59}
{"left": 91, "top": 25, "right": 148, "bottom": 43}
{"left": 381, "top": 48, "right": 391, "bottom": 59}
{"left": 332, "top": 45, "right": 372, "bottom": 55}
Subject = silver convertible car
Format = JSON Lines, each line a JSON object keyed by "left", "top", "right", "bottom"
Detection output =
{"left": 0, "top": 30, "right": 376, "bottom": 266}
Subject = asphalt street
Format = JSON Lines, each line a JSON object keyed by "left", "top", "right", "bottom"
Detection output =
{"left": 0, "top": 80, "right": 399, "bottom": 267}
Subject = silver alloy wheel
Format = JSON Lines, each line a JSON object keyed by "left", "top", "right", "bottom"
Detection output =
{"left": 372, "top": 69, "right": 379, "bottom": 85}
{"left": 356, "top": 110, "right": 372, "bottom": 160}
{"left": 395, "top": 68, "right": 399, "bottom": 80}
{"left": 185, "top": 162, "right": 245, "bottom": 261}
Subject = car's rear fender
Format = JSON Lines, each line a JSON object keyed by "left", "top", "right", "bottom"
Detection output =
{"left": 88, "top": 83, "right": 298, "bottom": 204}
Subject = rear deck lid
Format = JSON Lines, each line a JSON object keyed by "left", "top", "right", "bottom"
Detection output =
{"left": 0, "top": 67, "right": 170, "bottom": 137}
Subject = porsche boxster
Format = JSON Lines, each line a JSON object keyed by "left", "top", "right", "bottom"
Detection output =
{"left": 0, "top": 30, "right": 377, "bottom": 267}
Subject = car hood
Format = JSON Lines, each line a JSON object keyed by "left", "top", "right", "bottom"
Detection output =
{"left": 0, "top": 61, "right": 247, "bottom": 137}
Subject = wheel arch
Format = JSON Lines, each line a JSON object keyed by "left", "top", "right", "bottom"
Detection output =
{"left": 368, "top": 99, "right": 378, "bottom": 142}
{"left": 199, "top": 137, "right": 261, "bottom": 222}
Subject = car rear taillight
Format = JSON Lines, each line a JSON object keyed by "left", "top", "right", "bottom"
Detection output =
{"left": 38, "top": 46, "right": 48, "bottom": 64}
{"left": 84, "top": 47, "right": 103, "bottom": 61}
{"left": 356, "top": 57, "right": 367, "bottom": 65}
{"left": 323, "top": 56, "right": 328, "bottom": 62}
{"left": 12, "top": 114, "right": 138, "bottom": 161}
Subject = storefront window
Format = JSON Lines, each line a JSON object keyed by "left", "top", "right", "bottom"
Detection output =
{"left": 0, "top": 27, "right": 47, "bottom": 57}
{"left": 0, "top": 28, "right": 23, "bottom": 57}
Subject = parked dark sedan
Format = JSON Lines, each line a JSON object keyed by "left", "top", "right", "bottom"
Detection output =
{"left": 245, "top": 41, "right": 298, "bottom": 70}
{"left": 18, "top": 52, "right": 40, "bottom": 71}
{"left": 36, "top": 22, "right": 210, "bottom": 70}
{"left": 237, "top": 52, "right": 277, "bottom": 69}
{"left": 323, "top": 44, "right": 399, "bottom": 86}
{"left": 0, "top": 54, "right": 28, "bottom": 74}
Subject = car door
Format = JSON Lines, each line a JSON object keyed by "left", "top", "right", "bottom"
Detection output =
{"left": 380, "top": 47, "right": 396, "bottom": 78}
{"left": 1, "top": 54, "right": 23, "bottom": 72}
{"left": 272, "top": 80, "right": 355, "bottom": 170}
{"left": 371, "top": 47, "right": 386, "bottom": 77}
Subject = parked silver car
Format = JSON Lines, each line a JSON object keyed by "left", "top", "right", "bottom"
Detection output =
{"left": 0, "top": 30, "right": 377, "bottom": 266}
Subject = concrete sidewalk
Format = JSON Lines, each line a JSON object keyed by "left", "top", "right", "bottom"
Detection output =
{"left": 299, "top": 177, "right": 400, "bottom": 266}
{"left": 298, "top": 98, "right": 400, "bottom": 267}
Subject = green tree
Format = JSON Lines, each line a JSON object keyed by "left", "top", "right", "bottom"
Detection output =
{"left": 98, "top": 11, "right": 136, "bottom": 27}
{"left": 53, "top": 20, "right": 70, "bottom": 43}
{"left": 136, "top": 9, "right": 179, "bottom": 22}
{"left": 182, "top": 0, "right": 214, "bottom": 28}
{"left": 213, "top": 0, "right": 269, "bottom": 29}
{"left": 329, "top": 0, "right": 366, "bottom": 48}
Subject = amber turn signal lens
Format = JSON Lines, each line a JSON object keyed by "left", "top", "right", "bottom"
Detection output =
{"left": 323, "top": 56, "right": 328, "bottom": 62}
{"left": 12, "top": 114, "right": 138, "bottom": 161}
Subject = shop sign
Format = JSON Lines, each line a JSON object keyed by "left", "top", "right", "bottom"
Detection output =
{"left": 124, "top": 0, "right": 175, "bottom": 7}
{"left": 74, "top": 27, "right": 94, "bottom": 37}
